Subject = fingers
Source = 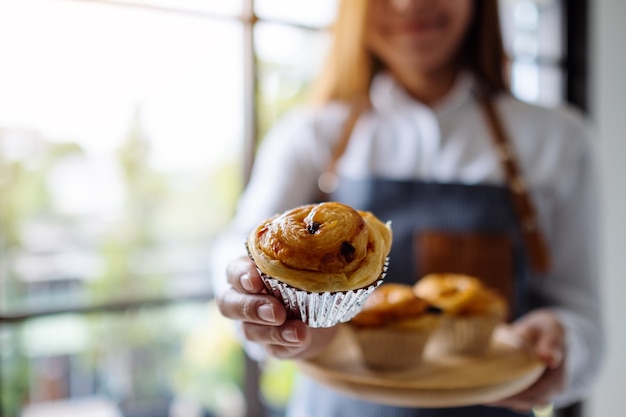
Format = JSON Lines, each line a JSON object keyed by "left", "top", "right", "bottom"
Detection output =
{"left": 241, "top": 321, "right": 339, "bottom": 360}
{"left": 225, "top": 255, "right": 267, "bottom": 294}
{"left": 218, "top": 256, "right": 338, "bottom": 360}
{"left": 242, "top": 320, "right": 312, "bottom": 359}
{"left": 488, "top": 309, "right": 567, "bottom": 412}
{"left": 217, "top": 288, "right": 287, "bottom": 325}
{"left": 512, "top": 309, "right": 565, "bottom": 369}
{"left": 219, "top": 256, "right": 288, "bottom": 323}
{"left": 535, "top": 330, "right": 564, "bottom": 369}
{"left": 533, "top": 312, "right": 565, "bottom": 369}
{"left": 242, "top": 320, "right": 306, "bottom": 345}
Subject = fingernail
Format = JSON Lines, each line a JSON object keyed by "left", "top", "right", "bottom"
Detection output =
{"left": 282, "top": 325, "right": 299, "bottom": 343}
{"left": 257, "top": 304, "right": 275, "bottom": 323}
{"left": 241, "top": 273, "right": 254, "bottom": 292}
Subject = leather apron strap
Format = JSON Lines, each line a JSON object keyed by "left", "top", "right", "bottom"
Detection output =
{"left": 477, "top": 91, "right": 551, "bottom": 273}
{"left": 318, "top": 92, "right": 551, "bottom": 274}
{"left": 317, "top": 97, "right": 369, "bottom": 196}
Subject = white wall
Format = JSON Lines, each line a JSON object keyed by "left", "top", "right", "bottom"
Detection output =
{"left": 588, "top": 0, "right": 626, "bottom": 416}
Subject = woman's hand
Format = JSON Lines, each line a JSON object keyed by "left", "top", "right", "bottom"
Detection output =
{"left": 216, "top": 255, "right": 338, "bottom": 360}
{"left": 488, "top": 309, "right": 566, "bottom": 413}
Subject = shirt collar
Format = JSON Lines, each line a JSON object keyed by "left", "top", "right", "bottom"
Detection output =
{"left": 369, "top": 71, "right": 476, "bottom": 116}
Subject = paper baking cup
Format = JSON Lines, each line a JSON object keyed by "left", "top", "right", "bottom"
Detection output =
{"left": 351, "top": 316, "right": 439, "bottom": 371}
{"left": 428, "top": 315, "right": 501, "bottom": 355}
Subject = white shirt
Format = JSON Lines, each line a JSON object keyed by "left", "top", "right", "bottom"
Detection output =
{"left": 214, "top": 72, "right": 603, "bottom": 408}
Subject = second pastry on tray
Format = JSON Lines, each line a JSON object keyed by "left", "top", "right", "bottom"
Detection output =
{"left": 348, "top": 283, "right": 442, "bottom": 371}
{"left": 414, "top": 273, "right": 508, "bottom": 355}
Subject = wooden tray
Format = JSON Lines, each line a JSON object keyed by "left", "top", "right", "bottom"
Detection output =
{"left": 295, "top": 324, "right": 545, "bottom": 408}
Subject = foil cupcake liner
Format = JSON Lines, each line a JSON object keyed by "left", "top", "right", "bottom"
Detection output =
{"left": 259, "top": 272, "right": 385, "bottom": 328}
{"left": 246, "top": 242, "right": 388, "bottom": 328}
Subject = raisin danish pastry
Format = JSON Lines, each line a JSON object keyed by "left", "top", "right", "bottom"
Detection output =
{"left": 246, "top": 202, "right": 392, "bottom": 327}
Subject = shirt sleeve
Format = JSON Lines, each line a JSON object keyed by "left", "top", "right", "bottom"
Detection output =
{"left": 209, "top": 107, "right": 338, "bottom": 296}
{"left": 530, "top": 114, "right": 604, "bottom": 407}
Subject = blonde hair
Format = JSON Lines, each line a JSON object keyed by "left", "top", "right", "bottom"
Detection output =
{"left": 310, "top": 0, "right": 508, "bottom": 105}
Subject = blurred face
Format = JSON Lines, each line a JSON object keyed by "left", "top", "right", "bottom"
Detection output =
{"left": 365, "top": 0, "right": 474, "bottom": 76}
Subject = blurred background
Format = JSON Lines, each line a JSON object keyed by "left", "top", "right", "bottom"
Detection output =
{"left": 0, "top": 0, "right": 623, "bottom": 417}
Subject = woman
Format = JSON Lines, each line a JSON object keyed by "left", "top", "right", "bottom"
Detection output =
{"left": 215, "top": 0, "right": 603, "bottom": 415}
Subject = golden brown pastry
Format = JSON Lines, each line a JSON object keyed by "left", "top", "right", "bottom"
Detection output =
{"left": 413, "top": 273, "right": 507, "bottom": 318}
{"left": 349, "top": 283, "right": 441, "bottom": 370}
{"left": 247, "top": 202, "right": 392, "bottom": 292}
{"left": 413, "top": 273, "right": 508, "bottom": 355}
{"left": 350, "top": 283, "right": 437, "bottom": 328}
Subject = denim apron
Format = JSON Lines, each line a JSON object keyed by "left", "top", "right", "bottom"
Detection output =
{"left": 285, "top": 179, "right": 534, "bottom": 417}
{"left": 285, "top": 94, "right": 545, "bottom": 417}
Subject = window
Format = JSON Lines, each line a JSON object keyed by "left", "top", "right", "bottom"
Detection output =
{"left": 501, "top": 0, "right": 565, "bottom": 106}
{"left": 0, "top": 1, "right": 247, "bottom": 416}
